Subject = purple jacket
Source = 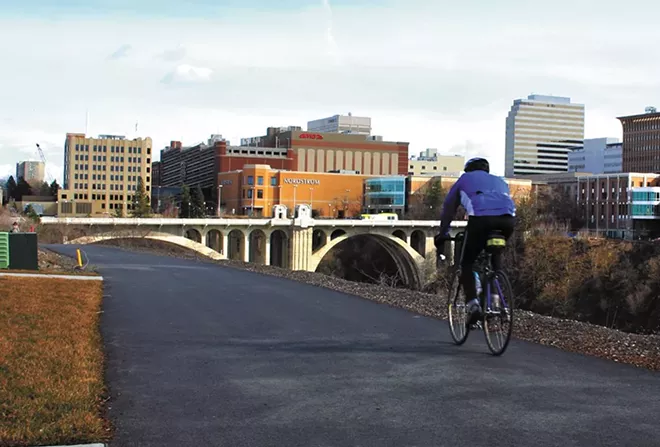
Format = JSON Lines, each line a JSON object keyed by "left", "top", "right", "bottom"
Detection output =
{"left": 438, "top": 170, "right": 516, "bottom": 236}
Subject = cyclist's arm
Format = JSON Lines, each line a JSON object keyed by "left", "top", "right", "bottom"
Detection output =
{"left": 438, "top": 178, "right": 462, "bottom": 237}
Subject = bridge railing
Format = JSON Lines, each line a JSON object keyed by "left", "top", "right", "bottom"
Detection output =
{"left": 40, "top": 216, "right": 468, "bottom": 229}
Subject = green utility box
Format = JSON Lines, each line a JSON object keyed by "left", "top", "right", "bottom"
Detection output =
{"left": 0, "top": 232, "right": 8, "bottom": 269}
{"left": 8, "top": 233, "right": 38, "bottom": 271}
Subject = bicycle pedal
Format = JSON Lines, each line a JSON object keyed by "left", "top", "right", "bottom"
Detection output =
{"left": 469, "top": 321, "right": 483, "bottom": 331}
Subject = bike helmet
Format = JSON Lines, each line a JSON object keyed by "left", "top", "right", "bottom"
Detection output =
{"left": 464, "top": 157, "right": 490, "bottom": 173}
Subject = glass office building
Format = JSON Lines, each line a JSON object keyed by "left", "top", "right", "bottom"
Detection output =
{"left": 363, "top": 176, "right": 406, "bottom": 216}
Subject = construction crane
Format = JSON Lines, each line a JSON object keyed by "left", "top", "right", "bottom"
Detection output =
{"left": 35, "top": 143, "right": 55, "bottom": 183}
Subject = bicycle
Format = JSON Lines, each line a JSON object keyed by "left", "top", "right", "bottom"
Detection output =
{"left": 437, "top": 230, "right": 514, "bottom": 356}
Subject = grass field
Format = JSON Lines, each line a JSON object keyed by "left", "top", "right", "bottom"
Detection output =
{"left": 0, "top": 276, "right": 109, "bottom": 447}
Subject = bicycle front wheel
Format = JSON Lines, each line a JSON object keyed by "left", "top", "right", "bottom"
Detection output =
{"left": 483, "top": 270, "right": 514, "bottom": 356}
{"left": 447, "top": 268, "right": 469, "bottom": 345}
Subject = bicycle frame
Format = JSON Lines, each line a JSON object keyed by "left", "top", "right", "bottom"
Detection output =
{"left": 442, "top": 231, "right": 510, "bottom": 313}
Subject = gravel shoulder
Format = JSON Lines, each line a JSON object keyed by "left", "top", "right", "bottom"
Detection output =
{"left": 33, "top": 246, "right": 99, "bottom": 275}
{"left": 92, "top": 239, "right": 660, "bottom": 372}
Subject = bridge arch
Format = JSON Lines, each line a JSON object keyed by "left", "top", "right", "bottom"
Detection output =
{"left": 66, "top": 231, "right": 223, "bottom": 260}
{"left": 309, "top": 232, "right": 424, "bottom": 290}
{"left": 330, "top": 229, "right": 346, "bottom": 240}
{"left": 205, "top": 229, "right": 224, "bottom": 254}
{"left": 270, "top": 229, "right": 288, "bottom": 268}
{"left": 184, "top": 228, "right": 202, "bottom": 243}
{"left": 227, "top": 229, "right": 247, "bottom": 261}
{"left": 410, "top": 229, "right": 427, "bottom": 257}
{"left": 393, "top": 229, "right": 407, "bottom": 242}
{"left": 249, "top": 229, "right": 268, "bottom": 264}
{"left": 312, "top": 229, "right": 328, "bottom": 251}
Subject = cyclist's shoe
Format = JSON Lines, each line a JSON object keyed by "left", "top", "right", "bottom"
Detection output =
{"left": 465, "top": 298, "right": 483, "bottom": 327}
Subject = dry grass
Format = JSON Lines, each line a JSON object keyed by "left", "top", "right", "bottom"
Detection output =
{"left": 0, "top": 277, "right": 109, "bottom": 447}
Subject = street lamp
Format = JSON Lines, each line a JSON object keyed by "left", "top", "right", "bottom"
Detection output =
{"left": 217, "top": 184, "right": 223, "bottom": 217}
{"left": 293, "top": 184, "right": 298, "bottom": 216}
{"left": 250, "top": 187, "right": 255, "bottom": 217}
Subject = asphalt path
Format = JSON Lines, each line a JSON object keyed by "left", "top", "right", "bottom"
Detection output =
{"left": 48, "top": 244, "right": 660, "bottom": 447}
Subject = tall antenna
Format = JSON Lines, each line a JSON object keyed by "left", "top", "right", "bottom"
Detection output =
{"left": 85, "top": 109, "right": 89, "bottom": 135}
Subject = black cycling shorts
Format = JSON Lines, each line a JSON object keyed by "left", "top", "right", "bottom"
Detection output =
{"left": 459, "top": 215, "right": 515, "bottom": 267}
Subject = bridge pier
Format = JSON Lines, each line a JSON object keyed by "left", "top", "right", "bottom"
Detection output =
{"left": 222, "top": 233, "right": 229, "bottom": 257}
{"left": 243, "top": 234, "right": 250, "bottom": 263}
{"left": 289, "top": 227, "right": 312, "bottom": 271}
{"left": 264, "top": 237, "right": 271, "bottom": 266}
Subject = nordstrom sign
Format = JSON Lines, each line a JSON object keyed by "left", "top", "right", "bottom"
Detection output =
{"left": 284, "top": 178, "right": 320, "bottom": 185}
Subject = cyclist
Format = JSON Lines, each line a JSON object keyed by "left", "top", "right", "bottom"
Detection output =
{"left": 434, "top": 157, "right": 516, "bottom": 326}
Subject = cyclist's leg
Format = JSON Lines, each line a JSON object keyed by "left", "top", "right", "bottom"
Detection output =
{"left": 490, "top": 215, "right": 516, "bottom": 271}
{"left": 460, "top": 217, "right": 488, "bottom": 322}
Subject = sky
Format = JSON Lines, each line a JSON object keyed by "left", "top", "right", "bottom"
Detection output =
{"left": 1, "top": 0, "right": 659, "bottom": 182}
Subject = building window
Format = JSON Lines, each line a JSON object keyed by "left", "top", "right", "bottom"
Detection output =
{"left": 270, "top": 176, "right": 277, "bottom": 186}
{"left": 257, "top": 176, "right": 264, "bottom": 185}
{"left": 247, "top": 176, "right": 254, "bottom": 185}
{"left": 257, "top": 189, "right": 264, "bottom": 199}
{"left": 247, "top": 189, "right": 253, "bottom": 199}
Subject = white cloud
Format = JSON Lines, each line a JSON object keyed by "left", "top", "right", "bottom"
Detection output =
{"left": 322, "top": 0, "right": 341, "bottom": 65}
{"left": 108, "top": 44, "right": 131, "bottom": 60}
{"left": 159, "top": 45, "right": 186, "bottom": 62}
{"left": 161, "top": 64, "right": 213, "bottom": 84}
{"left": 0, "top": 1, "right": 658, "bottom": 180}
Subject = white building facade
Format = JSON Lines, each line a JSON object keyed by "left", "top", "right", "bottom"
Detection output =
{"left": 505, "top": 94, "right": 585, "bottom": 177}
{"left": 307, "top": 114, "right": 372, "bottom": 135}
{"left": 568, "top": 137, "right": 622, "bottom": 174}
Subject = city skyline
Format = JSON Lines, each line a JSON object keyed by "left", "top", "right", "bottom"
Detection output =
{"left": 2, "top": 0, "right": 658, "bottom": 182}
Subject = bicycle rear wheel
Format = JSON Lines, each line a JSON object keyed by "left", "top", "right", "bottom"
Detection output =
{"left": 447, "top": 268, "right": 469, "bottom": 345}
{"left": 483, "top": 270, "right": 514, "bottom": 355}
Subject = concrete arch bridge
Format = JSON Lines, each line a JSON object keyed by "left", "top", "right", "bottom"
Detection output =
{"left": 41, "top": 206, "right": 466, "bottom": 289}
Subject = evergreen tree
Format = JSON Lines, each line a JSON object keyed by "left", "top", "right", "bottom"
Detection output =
{"left": 191, "top": 184, "right": 206, "bottom": 218}
{"left": 180, "top": 184, "right": 191, "bottom": 218}
{"left": 15, "top": 176, "right": 32, "bottom": 201}
{"left": 24, "top": 204, "right": 40, "bottom": 222}
{"left": 38, "top": 181, "right": 51, "bottom": 197}
{"left": 131, "top": 177, "right": 152, "bottom": 218}
{"left": 422, "top": 179, "right": 445, "bottom": 216}
{"left": 6, "top": 176, "right": 17, "bottom": 200}
{"left": 49, "top": 180, "right": 60, "bottom": 197}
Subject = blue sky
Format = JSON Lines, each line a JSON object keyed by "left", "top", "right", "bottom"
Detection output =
{"left": 1, "top": 0, "right": 659, "bottom": 181}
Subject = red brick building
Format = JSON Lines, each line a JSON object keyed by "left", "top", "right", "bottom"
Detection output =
{"left": 156, "top": 131, "right": 409, "bottom": 213}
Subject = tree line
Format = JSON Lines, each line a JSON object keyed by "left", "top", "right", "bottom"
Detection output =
{"left": 4, "top": 176, "right": 60, "bottom": 202}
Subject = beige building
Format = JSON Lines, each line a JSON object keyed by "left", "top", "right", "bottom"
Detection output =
{"left": 408, "top": 174, "right": 532, "bottom": 204}
{"left": 505, "top": 94, "right": 584, "bottom": 176}
{"left": 407, "top": 154, "right": 465, "bottom": 176}
{"left": 58, "top": 133, "right": 153, "bottom": 216}
{"left": 16, "top": 161, "right": 45, "bottom": 185}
